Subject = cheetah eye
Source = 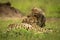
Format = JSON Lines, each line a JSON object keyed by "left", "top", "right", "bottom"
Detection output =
{"left": 34, "top": 15, "right": 37, "bottom": 17}
{"left": 24, "top": 25, "right": 25, "bottom": 26}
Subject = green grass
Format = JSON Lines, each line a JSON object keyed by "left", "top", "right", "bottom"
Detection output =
{"left": 0, "top": 19, "right": 60, "bottom": 40}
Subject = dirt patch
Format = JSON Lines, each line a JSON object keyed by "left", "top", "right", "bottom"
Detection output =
{"left": 46, "top": 18, "right": 60, "bottom": 22}
{"left": 0, "top": 2, "right": 23, "bottom": 18}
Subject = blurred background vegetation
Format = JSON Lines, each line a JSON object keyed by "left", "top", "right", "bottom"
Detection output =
{"left": 0, "top": 0, "right": 60, "bottom": 17}
{"left": 0, "top": 0, "right": 60, "bottom": 40}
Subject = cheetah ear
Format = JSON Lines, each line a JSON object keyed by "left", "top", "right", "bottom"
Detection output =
{"left": 32, "top": 7, "right": 37, "bottom": 10}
